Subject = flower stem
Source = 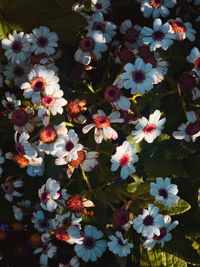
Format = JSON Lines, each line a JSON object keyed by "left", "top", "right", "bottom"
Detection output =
{"left": 82, "top": 170, "right": 91, "bottom": 191}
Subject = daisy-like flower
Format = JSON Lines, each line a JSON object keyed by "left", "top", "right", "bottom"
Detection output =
{"left": 33, "top": 232, "right": 57, "bottom": 265}
{"left": 91, "top": 0, "right": 111, "bottom": 14}
{"left": 85, "top": 12, "right": 116, "bottom": 44}
{"left": 54, "top": 224, "right": 84, "bottom": 245}
{"left": 55, "top": 149, "right": 99, "bottom": 178}
{"left": 3, "top": 61, "right": 30, "bottom": 87}
{"left": 107, "top": 231, "right": 133, "bottom": 257}
{"left": 14, "top": 131, "right": 37, "bottom": 158}
{"left": 140, "top": 0, "right": 177, "bottom": 18}
{"left": 121, "top": 58, "right": 157, "bottom": 95}
{"left": 141, "top": 18, "right": 176, "bottom": 51}
{"left": 1, "top": 31, "right": 30, "bottom": 63}
{"left": 74, "top": 225, "right": 107, "bottom": 262}
{"left": 132, "top": 110, "right": 166, "bottom": 143}
{"left": 82, "top": 109, "right": 124, "bottom": 143}
{"left": 150, "top": 177, "right": 180, "bottom": 208}
{"left": 74, "top": 30, "right": 107, "bottom": 65}
{"left": 187, "top": 47, "right": 200, "bottom": 78}
{"left": 21, "top": 65, "right": 60, "bottom": 104}
{"left": 172, "top": 111, "right": 200, "bottom": 142}
{"left": 111, "top": 141, "right": 138, "bottom": 179}
{"left": 0, "top": 149, "right": 5, "bottom": 178}
{"left": 133, "top": 203, "right": 164, "bottom": 238}
{"left": 11, "top": 108, "right": 35, "bottom": 133}
{"left": 38, "top": 178, "right": 60, "bottom": 212}
{"left": 178, "top": 71, "right": 200, "bottom": 100}
{"left": 120, "top": 20, "right": 141, "bottom": 49}
{"left": 143, "top": 215, "right": 179, "bottom": 250}
{"left": 66, "top": 99, "right": 87, "bottom": 124}
{"left": 169, "top": 17, "right": 196, "bottom": 42}
{"left": 2, "top": 177, "right": 23, "bottom": 202}
{"left": 38, "top": 87, "right": 67, "bottom": 117}
{"left": 53, "top": 129, "right": 83, "bottom": 161}
{"left": 38, "top": 122, "right": 68, "bottom": 155}
{"left": 12, "top": 200, "right": 31, "bottom": 221}
{"left": 26, "top": 152, "right": 45, "bottom": 177}
{"left": 2, "top": 92, "right": 21, "bottom": 116}
{"left": 32, "top": 210, "right": 54, "bottom": 232}
{"left": 104, "top": 83, "right": 131, "bottom": 111}
{"left": 28, "top": 26, "right": 58, "bottom": 56}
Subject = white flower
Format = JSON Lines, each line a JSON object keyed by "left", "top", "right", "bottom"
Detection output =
{"left": 74, "top": 225, "right": 107, "bottom": 262}
{"left": 13, "top": 200, "right": 31, "bottom": 221}
{"left": 2, "top": 92, "right": 21, "bottom": 115}
{"left": 28, "top": 26, "right": 58, "bottom": 56}
{"left": 141, "top": 18, "right": 176, "bottom": 51}
{"left": 153, "top": 51, "right": 169, "bottom": 82}
{"left": 104, "top": 82, "right": 131, "bottom": 111}
{"left": 107, "top": 231, "right": 133, "bottom": 257}
{"left": 121, "top": 58, "right": 157, "bottom": 95}
{"left": 82, "top": 109, "right": 124, "bottom": 143}
{"left": 38, "top": 122, "right": 68, "bottom": 155}
{"left": 32, "top": 210, "right": 54, "bottom": 232}
{"left": 133, "top": 203, "right": 164, "bottom": 238}
{"left": 169, "top": 17, "right": 196, "bottom": 42}
{"left": 74, "top": 31, "right": 107, "bottom": 65}
{"left": 150, "top": 177, "right": 180, "bottom": 208}
{"left": 120, "top": 20, "right": 142, "bottom": 49}
{"left": 66, "top": 225, "right": 84, "bottom": 245}
{"left": 53, "top": 129, "right": 83, "bottom": 161}
{"left": 1, "top": 31, "right": 30, "bottom": 63}
{"left": 3, "top": 61, "right": 30, "bottom": 87}
{"left": 172, "top": 111, "right": 200, "bottom": 142}
{"left": 111, "top": 141, "right": 138, "bottom": 179}
{"left": 26, "top": 155, "right": 45, "bottom": 177}
{"left": 38, "top": 87, "right": 67, "bottom": 117}
{"left": 14, "top": 131, "right": 37, "bottom": 158}
{"left": 33, "top": 232, "right": 57, "bottom": 265}
{"left": 132, "top": 110, "right": 166, "bottom": 143}
{"left": 0, "top": 149, "right": 5, "bottom": 178}
{"left": 2, "top": 178, "right": 23, "bottom": 202}
{"left": 85, "top": 12, "right": 116, "bottom": 44}
{"left": 187, "top": 47, "right": 200, "bottom": 78}
{"left": 140, "top": 0, "right": 177, "bottom": 18}
{"left": 38, "top": 178, "right": 60, "bottom": 212}
{"left": 91, "top": 0, "right": 111, "bottom": 14}
{"left": 21, "top": 65, "right": 60, "bottom": 104}
{"left": 143, "top": 215, "right": 178, "bottom": 250}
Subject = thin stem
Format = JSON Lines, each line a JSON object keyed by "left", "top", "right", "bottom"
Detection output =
{"left": 81, "top": 170, "right": 91, "bottom": 191}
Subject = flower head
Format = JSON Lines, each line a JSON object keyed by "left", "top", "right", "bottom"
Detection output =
{"left": 91, "top": 0, "right": 111, "bottom": 14}
{"left": 2, "top": 177, "right": 23, "bottom": 202}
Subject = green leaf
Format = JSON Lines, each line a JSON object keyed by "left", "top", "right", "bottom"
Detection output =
{"left": 127, "top": 174, "right": 144, "bottom": 193}
{"left": 126, "top": 135, "right": 141, "bottom": 153}
{"left": 154, "top": 199, "right": 191, "bottom": 216}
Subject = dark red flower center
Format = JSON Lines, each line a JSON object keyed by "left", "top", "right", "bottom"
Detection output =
{"left": 2, "top": 181, "right": 14, "bottom": 194}
{"left": 93, "top": 22, "right": 105, "bottom": 32}
{"left": 144, "top": 124, "right": 156, "bottom": 134}
{"left": 65, "top": 194, "right": 84, "bottom": 212}
{"left": 179, "top": 72, "right": 197, "bottom": 93}
{"left": 65, "top": 141, "right": 74, "bottom": 152}
{"left": 143, "top": 215, "right": 154, "bottom": 226}
{"left": 80, "top": 37, "right": 95, "bottom": 52}
{"left": 6, "top": 102, "right": 15, "bottom": 112}
{"left": 144, "top": 57, "right": 157, "bottom": 68}
{"left": 152, "top": 30, "right": 165, "bottom": 41}
{"left": 15, "top": 143, "right": 25, "bottom": 155}
{"left": 113, "top": 209, "right": 130, "bottom": 226}
{"left": 118, "top": 238, "right": 124, "bottom": 246}
{"left": 83, "top": 236, "right": 96, "bottom": 249}
{"left": 186, "top": 121, "right": 200, "bottom": 136}
{"left": 139, "top": 45, "right": 153, "bottom": 59}
{"left": 39, "top": 220, "right": 49, "bottom": 229}
{"left": 13, "top": 66, "right": 24, "bottom": 77}
{"left": 31, "top": 77, "right": 46, "bottom": 92}
{"left": 150, "top": 0, "right": 163, "bottom": 8}
{"left": 41, "top": 95, "right": 56, "bottom": 108}
{"left": 12, "top": 41, "right": 22, "bottom": 53}
{"left": 120, "top": 154, "right": 130, "bottom": 166}
{"left": 159, "top": 188, "right": 168, "bottom": 199}
{"left": 93, "top": 116, "right": 110, "bottom": 129}
{"left": 194, "top": 58, "right": 200, "bottom": 70}
{"left": 11, "top": 109, "right": 28, "bottom": 126}
{"left": 104, "top": 85, "right": 122, "bottom": 102}
{"left": 66, "top": 100, "right": 82, "bottom": 118}
{"left": 125, "top": 28, "right": 139, "bottom": 43}
{"left": 41, "top": 190, "right": 49, "bottom": 204}
{"left": 153, "top": 227, "right": 167, "bottom": 240}
{"left": 95, "top": 3, "right": 102, "bottom": 9}
{"left": 119, "top": 49, "right": 135, "bottom": 64}
{"left": 132, "top": 70, "right": 145, "bottom": 83}
{"left": 37, "top": 37, "right": 48, "bottom": 48}
{"left": 40, "top": 125, "right": 57, "bottom": 144}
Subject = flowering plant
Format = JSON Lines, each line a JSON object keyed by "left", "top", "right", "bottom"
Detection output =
{"left": 0, "top": 0, "right": 200, "bottom": 266}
